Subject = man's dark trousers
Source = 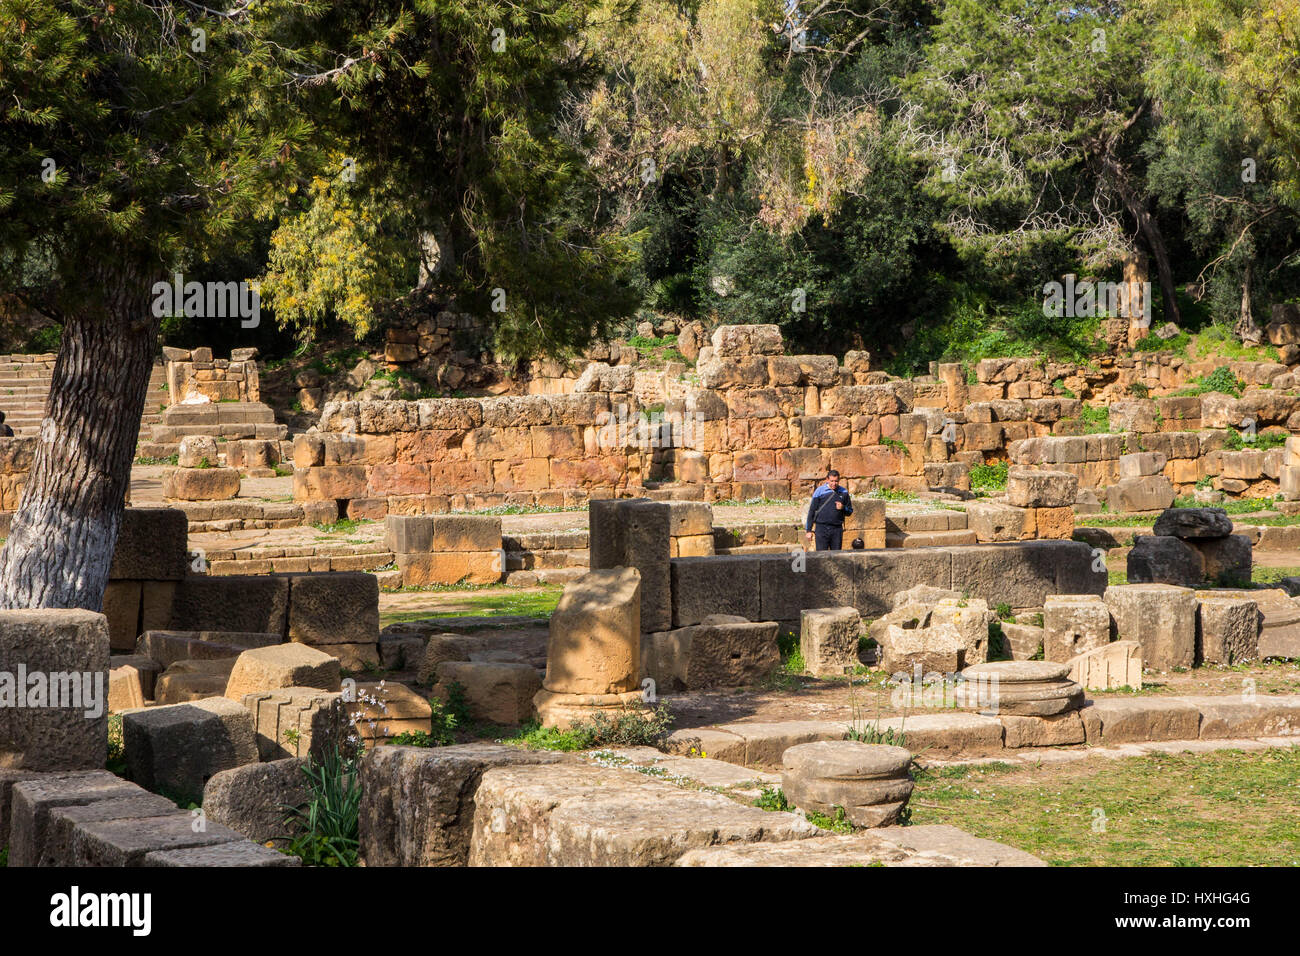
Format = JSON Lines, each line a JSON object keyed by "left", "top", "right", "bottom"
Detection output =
{"left": 813, "top": 523, "right": 843, "bottom": 551}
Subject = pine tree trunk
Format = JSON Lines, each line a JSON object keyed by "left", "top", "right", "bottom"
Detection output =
{"left": 0, "top": 267, "right": 157, "bottom": 610}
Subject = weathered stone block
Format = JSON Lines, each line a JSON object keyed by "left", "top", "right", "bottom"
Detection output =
{"left": 434, "top": 661, "right": 541, "bottom": 725}
{"left": 8, "top": 771, "right": 147, "bottom": 866}
{"left": 122, "top": 697, "right": 258, "bottom": 804}
{"left": 1106, "top": 476, "right": 1176, "bottom": 512}
{"left": 1104, "top": 584, "right": 1196, "bottom": 671}
{"left": 590, "top": 499, "right": 672, "bottom": 633}
{"left": 1067, "top": 640, "right": 1141, "bottom": 690}
{"left": 540, "top": 567, "right": 641, "bottom": 698}
{"left": 928, "top": 598, "right": 992, "bottom": 668}
{"left": 468, "top": 762, "right": 817, "bottom": 866}
{"left": 224, "top": 643, "right": 342, "bottom": 700}
{"left": 672, "top": 555, "right": 761, "bottom": 626}
{"left": 1006, "top": 467, "right": 1078, "bottom": 508}
{"left": 358, "top": 743, "right": 568, "bottom": 867}
{"left": 163, "top": 466, "right": 242, "bottom": 501}
{"left": 0, "top": 609, "right": 110, "bottom": 771}
{"left": 110, "top": 508, "right": 189, "bottom": 581}
{"left": 1119, "top": 452, "right": 1167, "bottom": 478}
{"left": 241, "top": 687, "right": 346, "bottom": 761}
{"left": 1152, "top": 507, "right": 1233, "bottom": 539}
{"left": 1079, "top": 698, "right": 1200, "bottom": 744}
{"left": 799, "top": 607, "right": 862, "bottom": 676}
{"left": 1196, "top": 597, "right": 1260, "bottom": 664}
{"left": 643, "top": 618, "right": 780, "bottom": 691}
{"left": 203, "top": 758, "right": 308, "bottom": 847}
{"left": 287, "top": 572, "right": 379, "bottom": 646}
{"left": 1042, "top": 594, "right": 1110, "bottom": 662}
{"left": 1125, "top": 535, "right": 1206, "bottom": 587}
{"left": 171, "top": 575, "right": 290, "bottom": 635}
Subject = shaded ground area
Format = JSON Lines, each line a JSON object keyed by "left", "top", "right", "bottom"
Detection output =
{"left": 907, "top": 748, "right": 1300, "bottom": 866}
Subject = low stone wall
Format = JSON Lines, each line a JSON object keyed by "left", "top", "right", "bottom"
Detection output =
{"left": 163, "top": 346, "right": 260, "bottom": 404}
{"left": 669, "top": 540, "right": 1105, "bottom": 627}
{"left": 291, "top": 326, "right": 1300, "bottom": 519}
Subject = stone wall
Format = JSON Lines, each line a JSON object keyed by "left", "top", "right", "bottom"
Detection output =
{"left": 163, "top": 346, "right": 260, "bottom": 404}
{"left": 292, "top": 325, "right": 1300, "bottom": 518}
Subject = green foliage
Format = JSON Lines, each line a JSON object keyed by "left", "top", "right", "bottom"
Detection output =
{"left": 865, "top": 487, "right": 918, "bottom": 502}
{"left": 21, "top": 324, "right": 61, "bottom": 353}
{"left": 754, "top": 787, "right": 792, "bottom": 812}
{"left": 391, "top": 686, "right": 464, "bottom": 746}
{"left": 261, "top": 0, "right": 642, "bottom": 359}
{"left": 1068, "top": 406, "right": 1111, "bottom": 434}
{"left": 1130, "top": 382, "right": 1149, "bottom": 399}
{"left": 1223, "top": 429, "right": 1287, "bottom": 451}
{"left": 312, "top": 518, "right": 364, "bottom": 535}
{"left": 806, "top": 806, "right": 856, "bottom": 834}
{"left": 1182, "top": 365, "right": 1244, "bottom": 397}
{"left": 106, "top": 713, "right": 127, "bottom": 777}
{"left": 969, "top": 460, "right": 1008, "bottom": 493}
{"left": 506, "top": 703, "right": 675, "bottom": 752}
{"left": 1133, "top": 330, "right": 1190, "bottom": 353}
{"left": 887, "top": 290, "right": 1104, "bottom": 376}
{"left": 879, "top": 436, "right": 908, "bottom": 453}
{"left": 283, "top": 746, "right": 361, "bottom": 867}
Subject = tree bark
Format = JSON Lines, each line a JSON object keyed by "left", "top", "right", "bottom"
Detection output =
{"left": 1235, "top": 262, "right": 1261, "bottom": 345}
{"left": 1095, "top": 150, "right": 1182, "bottom": 327}
{"left": 0, "top": 265, "right": 157, "bottom": 610}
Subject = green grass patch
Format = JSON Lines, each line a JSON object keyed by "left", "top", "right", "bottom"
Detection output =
{"left": 1133, "top": 330, "right": 1191, "bottom": 354}
{"left": 312, "top": 517, "right": 366, "bottom": 535}
{"left": 1222, "top": 429, "right": 1288, "bottom": 451}
{"left": 1177, "top": 364, "right": 1244, "bottom": 398}
{"left": 969, "top": 460, "right": 1008, "bottom": 493}
{"left": 908, "top": 749, "right": 1300, "bottom": 866}
{"left": 379, "top": 586, "right": 563, "bottom": 627}
{"left": 864, "top": 487, "right": 919, "bottom": 502}
{"left": 502, "top": 704, "right": 675, "bottom": 751}
{"left": 1252, "top": 566, "right": 1300, "bottom": 586}
{"left": 1192, "top": 324, "right": 1280, "bottom": 364}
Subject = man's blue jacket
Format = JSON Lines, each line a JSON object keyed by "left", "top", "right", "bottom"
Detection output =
{"left": 805, "top": 482, "right": 853, "bottom": 531}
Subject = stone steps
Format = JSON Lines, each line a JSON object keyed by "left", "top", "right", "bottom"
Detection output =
{"left": 662, "top": 693, "right": 1300, "bottom": 770}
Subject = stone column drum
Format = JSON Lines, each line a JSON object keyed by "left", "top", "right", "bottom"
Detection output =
{"left": 781, "top": 741, "right": 914, "bottom": 828}
{"left": 534, "top": 567, "right": 645, "bottom": 729}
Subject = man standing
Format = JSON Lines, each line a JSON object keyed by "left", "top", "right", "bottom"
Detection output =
{"left": 804, "top": 469, "right": 853, "bottom": 551}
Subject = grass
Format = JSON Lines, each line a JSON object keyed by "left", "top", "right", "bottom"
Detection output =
{"left": 465, "top": 504, "right": 587, "bottom": 516}
{"left": 627, "top": 334, "right": 688, "bottom": 367}
{"left": 502, "top": 704, "right": 675, "bottom": 751}
{"left": 379, "top": 585, "right": 563, "bottom": 627}
{"left": 864, "top": 487, "right": 919, "bottom": 502}
{"left": 1074, "top": 405, "right": 1110, "bottom": 434}
{"left": 969, "top": 460, "right": 1008, "bottom": 493}
{"left": 1177, "top": 364, "right": 1244, "bottom": 398}
{"left": 1192, "top": 324, "right": 1281, "bottom": 364}
{"left": 908, "top": 749, "right": 1300, "bottom": 866}
{"left": 1253, "top": 566, "right": 1300, "bottom": 586}
{"left": 312, "top": 517, "right": 367, "bottom": 535}
{"left": 1078, "top": 515, "right": 1157, "bottom": 527}
{"left": 1222, "top": 429, "right": 1288, "bottom": 451}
